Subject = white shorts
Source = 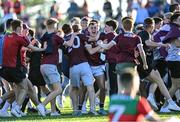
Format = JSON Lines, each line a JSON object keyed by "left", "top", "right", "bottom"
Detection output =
{"left": 91, "top": 65, "right": 105, "bottom": 77}
{"left": 40, "top": 64, "right": 61, "bottom": 87}
{"left": 70, "top": 62, "right": 94, "bottom": 87}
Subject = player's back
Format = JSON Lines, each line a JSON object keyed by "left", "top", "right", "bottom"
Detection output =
{"left": 109, "top": 94, "right": 152, "bottom": 122}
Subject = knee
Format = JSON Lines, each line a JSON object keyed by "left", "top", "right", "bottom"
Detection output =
{"left": 87, "top": 85, "right": 95, "bottom": 93}
{"left": 55, "top": 88, "right": 62, "bottom": 95}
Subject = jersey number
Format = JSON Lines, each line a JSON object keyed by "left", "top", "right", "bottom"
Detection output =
{"left": 109, "top": 105, "right": 125, "bottom": 121}
{"left": 68, "top": 36, "right": 80, "bottom": 52}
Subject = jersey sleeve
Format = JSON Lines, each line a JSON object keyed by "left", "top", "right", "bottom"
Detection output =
{"left": 56, "top": 35, "right": 64, "bottom": 46}
{"left": 138, "top": 31, "right": 149, "bottom": 44}
{"left": 111, "top": 35, "right": 119, "bottom": 45}
{"left": 18, "top": 36, "right": 30, "bottom": 47}
{"left": 137, "top": 97, "right": 153, "bottom": 116}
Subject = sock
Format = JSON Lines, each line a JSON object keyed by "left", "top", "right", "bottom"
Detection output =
{"left": 78, "top": 105, "right": 82, "bottom": 110}
{"left": 1, "top": 101, "right": 10, "bottom": 112}
{"left": 100, "top": 103, "right": 104, "bottom": 109}
{"left": 12, "top": 101, "right": 17, "bottom": 109}
{"left": 0, "top": 97, "right": 3, "bottom": 104}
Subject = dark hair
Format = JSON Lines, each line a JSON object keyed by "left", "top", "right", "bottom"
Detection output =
{"left": 170, "top": 12, "right": 180, "bottom": 22}
{"left": 72, "top": 24, "right": 81, "bottom": 32}
{"left": 6, "top": 18, "right": 13, "bottom": 29}
{"left": 62, "top": 24, "right": 72, "bottom": 34}
{"left": 144, "top": 18, "right": 154, "bottom": 28}
{"left": 46, "top": 18, "right": 58, "bottom": 25}
{"left": 23, "top": 23, "right": 29, "bottom": 30}
{"left": 169, "top": 4, "right": 179, "bottom": 12}
{"left": 0, "top": 24, "right": 4, "bottom": 33}
{"left": 105, "top": 19, "right": 118, "bottom": 31}
{"left": 11, "top": 19, "right": 22, "bottom": 31}
{"left": 29, "top": 29, "right": 35, "bottom": 37}
{"left": 88, "top": 22, "right": 98, "bottom": 27}
{"left": 153, "top": 17, "right": 163, "bottom": 24}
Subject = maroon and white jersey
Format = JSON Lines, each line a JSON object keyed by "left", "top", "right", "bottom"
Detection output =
{"left": 113, "top": 32, "right": 142, "bottom": 63}
{"left": 68, "top": 34, "right": 88, "bottom": 67}
{"left": 86, "top": 33, "right": 106, "bottom": 66}
{"left": 104, "top": 32, "right": 118, "bottom": 63}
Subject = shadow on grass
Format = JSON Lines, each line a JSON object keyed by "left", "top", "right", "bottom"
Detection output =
{"left": 0, "top": 112, "right": 107, "bottom": 121}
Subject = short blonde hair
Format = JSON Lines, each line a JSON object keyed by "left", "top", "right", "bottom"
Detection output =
{"left": 122, "top": 18, "right": 134, "bottom": 31}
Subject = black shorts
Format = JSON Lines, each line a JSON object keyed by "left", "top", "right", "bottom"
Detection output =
{"left": 28, "top": 70, "right": 46, "bottom": 86}
{"left": 1, "top": 67, "right": 26, "bottom": 83}
{"left": 167, "top": 61, "right": 180, "bottom": 78}
{"left": 137, "top": 55, "right": 154, "bottom": 79}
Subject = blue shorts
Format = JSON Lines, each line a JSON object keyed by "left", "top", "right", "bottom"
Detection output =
{"left": 90, "top": 65, "right": 105, "bottom": 77}
{"left": 70, "top": 62, "right": 94, "bottom": 87}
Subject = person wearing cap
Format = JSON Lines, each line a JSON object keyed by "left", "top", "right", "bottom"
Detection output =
{"left": 40, "top": 18, "right": 74, "bottom": 116}
{"left": 109, "top": 66, "right": 160, "bottom": 122}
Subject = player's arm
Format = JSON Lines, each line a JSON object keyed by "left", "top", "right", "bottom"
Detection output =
{"left": 137, "top": 43, "right": 148, "bottom": 70}
{"left": 138, "top": 97, "right": 160, "bottom": 122}
{"left": 145, "top": 39, "right": 170, "bottom": 48}
{"left": 63, "top": 33, "right": 76, "bottom": 47}
{"left": 27, "top": 43, "right": 46, "bottom": 52}
{"left": 85, "top": 43, "right": 101, "bottom": 55}
{"left": 98, "top": 40, "right": 116, "bottom": 50}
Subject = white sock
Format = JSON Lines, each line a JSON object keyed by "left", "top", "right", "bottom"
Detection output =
{"left": 12, "top": 101, "right": 17, "bottom": 109}
{"left": 1, "top": 101, "right": 10, "bottom": 112}
{"left": 0, "top": 97, "right": 3, "bottom": 104}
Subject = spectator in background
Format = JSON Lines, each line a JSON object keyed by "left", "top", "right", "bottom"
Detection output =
{"left": 67, "top": 0, "right": 80, "bottom": 20}
{"left": 50, "top": 1, "right": 60, "bottom": 19}
{"left": 146, "top": 0, "right": 162, "bottom": 17}
{"left": 103, "top": 0, "right": 113, "bottom": 19}
{"left": 2, "top": 0, "right": 13, "bottom": 15}
{"left": 131, "top": 0, "right": 149, "bottom": 25}
{"left": 82, "top": 0, "right": 88, "bottom": 17}
{"left": 0, "top": 0, "right": 4, "bottom": 24}
{"left": 14, "top": 0, "right": 23, "bottom": 18}
{"left": 3, "top": 8, "right": 17, "bottom": 24}
{"left": 169, "top": 3, "right": 180, "bottom": 12}
{"left": 36, "top": 10, "right": 46, "bottom": 40}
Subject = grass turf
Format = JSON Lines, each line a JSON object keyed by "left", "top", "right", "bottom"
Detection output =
{"left": 1, "top": 97, "right": 180, "bottom": 121}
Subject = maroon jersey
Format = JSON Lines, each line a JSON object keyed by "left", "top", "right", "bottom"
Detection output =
{"left": 86, "top": 33, "right": 106, "bottom": 66}
{"left": 86, "top": 41, "right": 104, "bottom": 66}
{"left": 68, "top": 34, "right": 88, "bottom": 67}
{"left": 41, "top": 32, "right": 64, "bottom": 65}
{"left": 104, "top": 32, "right": 118, "bottom": 63}
{"left": 114, "top": 32, "right": 142, "bottom": 63}
{"left": 3, "top": 32, "right": 30, "bottom": 68}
